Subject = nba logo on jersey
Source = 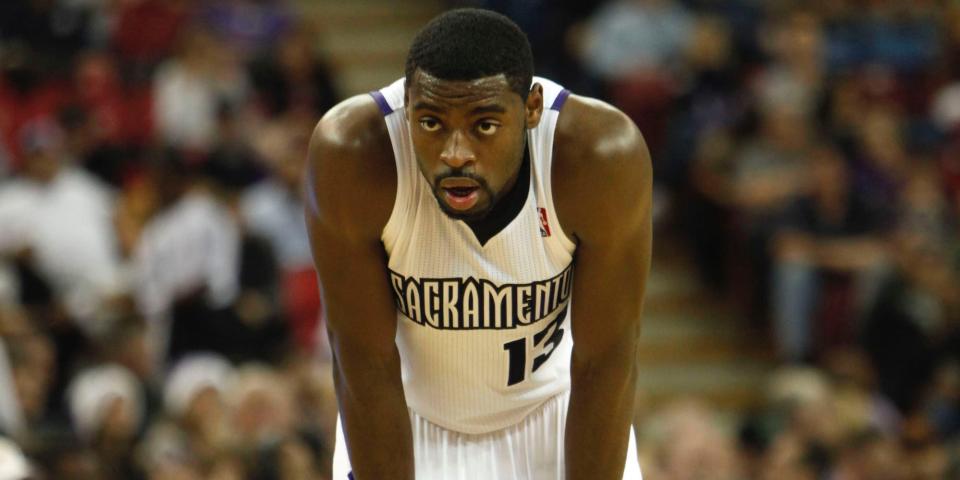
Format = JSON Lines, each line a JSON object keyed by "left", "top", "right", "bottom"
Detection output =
{"left": 538, "top": 208, "right": 552, "bottom": 237}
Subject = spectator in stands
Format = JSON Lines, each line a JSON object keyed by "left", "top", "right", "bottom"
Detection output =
{"left": 771, "top": 146, "right": 889, "bottom": 361}
{"left": 283, "top": 354, "right": 337, "bottom": 474}
{"left": 66, "top": 364, "right": 145, "bottom": 479}
{"left": 580, "top": 0, "right": 693, "bottom": 82}
{"left": 248, "top": 21, "right": 340, "bottom": 120}
{"left": 578, "top": 0, "right": 694, "bottom": 152}
{"left": 152, "top": 25, "right": 250, "bottom": 153}
{"left": 729, "top": 99, "right": 815, "bottom": 321}
{"left": 637, "top": 399, "right": 743, "bottom": 480}
{"left": 0, "top": 118, "right": 122, "bottom": 339}
{"left": 668, "top": 15, "right": 747, "bottom": 290}
{"left": 229, "top": 364, "right": 295, "bottom": 452}
{"left": 862, "top": 161, "right": 959, "bottom": 412}
{"left": 201, "top": 115, "right": 293, "bottom": 365}
{"left": 242, "top": 119, "right": 324, "bottom": 355}
{"left": 131, "top": 150, "right": 240, "bottom": 367}
{"left": 139, "top": 353, "right": 236, "bottom": 476}
{"left": 664, "top": 14, "right": 743, "bottom": 186}
{"left": 753, "top": 7, "right": 825, "bottom": 123}
{"left": 243, "top": 121, "right": 311, "bottom": 272}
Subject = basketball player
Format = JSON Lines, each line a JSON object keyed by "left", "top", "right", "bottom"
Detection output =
{"left": 305, "top": 9, "right": 651, "bottom": 480}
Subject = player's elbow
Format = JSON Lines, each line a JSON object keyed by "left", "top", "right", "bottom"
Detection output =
{"left": 328, "top": 327, "right": 396, "bottom": 363}
{"left": 329, "top": 334, "right": 402, "bottom": 395}
{"left": 571, "top": 332, "right": 639, "bottom": 379}
{"left": 570, "top": 340, "right": 639, "bottom": 404}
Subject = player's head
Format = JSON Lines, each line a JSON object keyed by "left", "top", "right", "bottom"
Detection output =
{"left": 404, "top": 8, "right": 543, "bottom": 221}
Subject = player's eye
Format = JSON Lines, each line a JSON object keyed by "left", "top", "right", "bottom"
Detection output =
{"left": 477, "top": 121, "right": 500, "bottom": 136}
{"left": 419, "top": 118, "right": 442, "bottom": 132}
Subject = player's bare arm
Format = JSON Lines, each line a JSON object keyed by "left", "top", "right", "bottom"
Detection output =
{"left": 553, "top": 95, "right": 653, "bottom": 479}
{"left": 303, "top": 95, "right": 414, "bottom": 480}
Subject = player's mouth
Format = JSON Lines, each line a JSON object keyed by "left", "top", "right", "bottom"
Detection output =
{"left": 439, "top": 178, "right": 481, "bottom": 211}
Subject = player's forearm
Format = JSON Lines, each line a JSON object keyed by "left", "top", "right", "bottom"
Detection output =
{"left": 333, "top": 347, "right": 415, "bottom": 480}
{"left": 565, "top": 344, "right": 639, "bottom": 479}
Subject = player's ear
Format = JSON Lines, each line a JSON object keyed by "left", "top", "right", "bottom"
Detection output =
{"left": 525, "top": 84, "right": 543, "bottom": 129}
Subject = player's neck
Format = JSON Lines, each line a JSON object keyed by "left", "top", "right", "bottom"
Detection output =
{"left": 464, "top": 146, "right": 530, "bottom": 246}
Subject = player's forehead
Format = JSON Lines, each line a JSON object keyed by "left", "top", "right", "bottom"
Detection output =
{"left": 407, "top": 69, "right": 520, "bottom": 112}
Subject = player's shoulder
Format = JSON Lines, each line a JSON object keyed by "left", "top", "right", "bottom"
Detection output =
{"left": 554, "top": 94, "right": 647, "bottom": 174}
{"left": 310, "top": 94, "right": 393, "bottom": 169}
{"left": 552, "top": 94, "right": 652, "bottom": 243}
{"left": 305, "top": 94, "right": 396, "bottom": 240}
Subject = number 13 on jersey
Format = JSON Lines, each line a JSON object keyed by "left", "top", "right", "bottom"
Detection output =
{"left": 502, "top": 305, "right": 567, "bottom": 386}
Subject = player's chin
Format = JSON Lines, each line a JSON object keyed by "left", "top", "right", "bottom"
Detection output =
{"left": 436, "top": 194, "right": 492, "bottom": 222}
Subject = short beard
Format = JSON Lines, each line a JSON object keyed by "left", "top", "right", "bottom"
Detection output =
{"left": 430, "top": 172, "right": 494, "bottom": 222}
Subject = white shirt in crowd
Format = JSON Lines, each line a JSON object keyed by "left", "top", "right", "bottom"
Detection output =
{"left": 0, "top": 168, "right": 121, "bottom": 336}
{"left": 132, "top": 190, "right": 240, "bottom": 323}
{"left": 152, "top": 59, "right": 248, "bottom": 152}
{"left": 240, "top": 179, "right": 312, "bottom": 271}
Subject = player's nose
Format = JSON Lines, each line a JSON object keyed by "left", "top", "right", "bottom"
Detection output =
{"left": 439, "top": 130, "right": 476, "bottom": 169}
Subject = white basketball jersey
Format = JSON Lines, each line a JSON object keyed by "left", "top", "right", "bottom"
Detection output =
{"left": 372, "top": 77, "right": 577, "bottom": 434}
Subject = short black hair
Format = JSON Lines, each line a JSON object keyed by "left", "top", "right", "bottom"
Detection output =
{"left": 405, "top": 8, "right": 533, "bottom": 99}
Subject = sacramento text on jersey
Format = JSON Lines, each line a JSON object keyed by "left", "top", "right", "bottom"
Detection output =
{"left": 388, "top": 264, "right": 574, "bottom": 330}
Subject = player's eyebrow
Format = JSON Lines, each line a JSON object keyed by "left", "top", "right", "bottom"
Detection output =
{"left": 411, "top": 102, "right": 507, "bottom": 116}
{"left": 412, "top": 101, "right": 445, "bottom": 113}
{"left": 469, "top": 104, "right": 507, "bottom": 116}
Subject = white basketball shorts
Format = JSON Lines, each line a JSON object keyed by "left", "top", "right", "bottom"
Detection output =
{"left": 332, "top": 390, "right": 643, "bottom": 479}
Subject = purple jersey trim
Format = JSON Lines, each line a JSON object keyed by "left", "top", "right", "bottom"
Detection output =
{"left": 550, "top": 89, "right": 571, "bottom": 111}
{"left": 369, "top": 90, "right": 393, "bottom": 115}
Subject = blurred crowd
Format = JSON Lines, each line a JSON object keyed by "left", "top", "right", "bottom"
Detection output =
{"left": 464, "top": 0, "right": 960, "bottom": 477}
{"left": 465, "top": 0, "right": 960, "bottom": 478}
{"left": 0, "top": 0, "right": 338, "bottom": 478}
{"left": 1, "top": 0, "right": 959, "bottom": 478}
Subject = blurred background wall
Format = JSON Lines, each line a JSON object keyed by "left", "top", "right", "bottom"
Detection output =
{"left": 0, "top": 0, "right": 958, "bottom": 478}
